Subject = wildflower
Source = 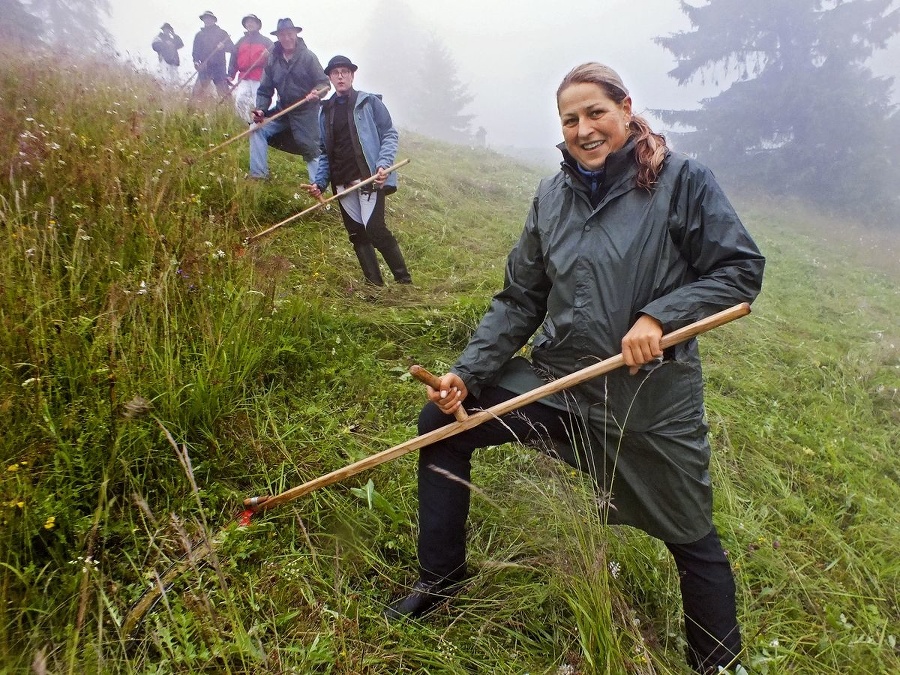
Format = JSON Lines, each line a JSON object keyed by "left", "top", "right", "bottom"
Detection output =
{"left": 293, "top": 193, "right": 302, "bottom": 200}
{"left": 6, "top": 464, "right": 19, "bottom": 473}
{"left": 25, "top": 248, "right": 35, "bottom": 258}
{"left": 21, "top": 377, "right": 40, "bottom": 387}
{"left": 44, "top": 516, "right": 55, "bottom": 530}
{"left": 608, "top": 560, "right": 621, "bottom": 579}
{"left": 137, "top": 281, "right": 148, "bottom": 295}
{"left": 214, "top": 249, "right": 226, "bottom": 259}
{"left": 204, "top": 241, "right": 213, "bottom": 248}
{"left": 80, "top": 234, "right": 92, "bottom": 241}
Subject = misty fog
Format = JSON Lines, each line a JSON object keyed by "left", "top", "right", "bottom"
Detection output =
{"left": 105, "top": 0, "right": 899, "bottom": 157}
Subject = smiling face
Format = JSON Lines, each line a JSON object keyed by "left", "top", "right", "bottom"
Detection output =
{"left": 276, "top": 30, "right": 299, "bottom": 52}
{"left": 558, "top": 82, "right": 632, "bottom": 171}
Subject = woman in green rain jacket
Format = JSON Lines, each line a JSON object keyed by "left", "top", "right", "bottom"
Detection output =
{"left": 385, "top": 63, "right": 764, "bottom": 675}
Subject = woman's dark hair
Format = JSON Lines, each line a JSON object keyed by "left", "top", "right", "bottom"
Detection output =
{"left": 557, "top": 62, "right": 668, "bottom": 190}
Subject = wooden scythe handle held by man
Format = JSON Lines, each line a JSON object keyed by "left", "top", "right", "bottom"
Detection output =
{"left": 243, "top": 158, "right": 412, "bottom": 244}
{"left": 192, "top": 84, "right": 331, "bottom": 161}
{"left": 179, "top": 40, "right": 227, "bottom": 92}
{"left": 218, "top": 48, "right": 271, "bottom": 105}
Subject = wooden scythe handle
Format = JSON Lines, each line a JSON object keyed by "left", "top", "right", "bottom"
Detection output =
{"left": 195, "top": 84, "right": 331, "bottom": 160}
{"left": 409, "top": 365, "right": 469, "bottom": 421}
{"left": 244, "top": 159, "right": 411, "bottom": 244}
{"left": 244, "top": 302, "right": 751, "bottom": 512}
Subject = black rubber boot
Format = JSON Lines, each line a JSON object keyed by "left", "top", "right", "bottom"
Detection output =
{"left": 377, "top": 239, "right": 412, "bottom": 284}
{"left": 353, "top": 243, "right": 384, "bottom": 286}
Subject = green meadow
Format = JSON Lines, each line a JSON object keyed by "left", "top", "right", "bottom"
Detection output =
{"left": 1, "top": 51, "right": 897, "bottom": 674}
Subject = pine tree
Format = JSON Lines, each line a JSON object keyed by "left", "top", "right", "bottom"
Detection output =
{"left": 408, "top": 37, "right": 475, "bottom": 143}
{"left": 655, "top": 0, "right": 900, "bottom": 225}
{"left": 0, "top": 0, "right": 42, "bottom": 43}
{"left": 360, "top": 1, "right": 475, "bottom": 144}
{"left": 27, "top": 0, "right": 112, "bottom": 51}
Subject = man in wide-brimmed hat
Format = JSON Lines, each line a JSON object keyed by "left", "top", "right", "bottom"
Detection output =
{"left": 151, "top": 22, "right": 183, "bottom": 84}
{"left": 303, "top": 55, "right": 411, "bottom": 286}
{"left": 190, "top": 10, "right": 233, "bottom": 101}
{"left": 228, "top": 14, "right": 273, "bottom": 120}
{"left": 248, "top": 17, "right": 330, "bottom": 182}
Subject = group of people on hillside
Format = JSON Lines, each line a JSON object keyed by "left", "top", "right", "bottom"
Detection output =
{"left": 153, "top": 12, "right": 763, "bottom": 675}
{"left": 152, "top": 11, "right": 412, "bottom": 287}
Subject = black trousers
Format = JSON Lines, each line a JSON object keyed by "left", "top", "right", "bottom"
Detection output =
{"left": 338, "top": 190, "right": 410, "bottom": 284}
{"left": 416, "top": 385, "right": 742, "bottom": 672}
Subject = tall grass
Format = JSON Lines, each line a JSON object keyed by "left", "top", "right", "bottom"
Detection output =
{"left": 1, "top": 47, "right": 898, "bottom": 673}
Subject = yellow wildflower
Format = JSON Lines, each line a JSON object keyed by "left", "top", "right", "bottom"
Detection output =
{"left": 43, "top": 516, "right": 55, "bottom": 530}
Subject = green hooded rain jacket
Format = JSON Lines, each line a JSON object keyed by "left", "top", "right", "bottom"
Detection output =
{"left": 451, "top": 139, "right": 765, "bottom": 543}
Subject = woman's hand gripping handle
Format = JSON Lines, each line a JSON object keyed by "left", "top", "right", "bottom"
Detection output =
{"left": 408, "top": 365, "right": 469, "bottom": 422}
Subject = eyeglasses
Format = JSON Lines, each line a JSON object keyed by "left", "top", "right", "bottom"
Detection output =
{"left": 330, "top": 68, "right": 353, "bottom": 78}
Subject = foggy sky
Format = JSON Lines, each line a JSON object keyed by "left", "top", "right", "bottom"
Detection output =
{"left": 107, "top": 0, "right": 900, "bottom": 151}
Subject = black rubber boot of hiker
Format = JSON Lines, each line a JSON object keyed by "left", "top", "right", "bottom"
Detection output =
{"left": 353, "top": 243, "right": 384, "bottom": 286}
{"left": 377, "top": 239, "right": 412, "bottom": 284}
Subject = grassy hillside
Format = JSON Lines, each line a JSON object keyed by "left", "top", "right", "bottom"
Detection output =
{"left": 1, "top": 50, "right": 898, "bottom": 674}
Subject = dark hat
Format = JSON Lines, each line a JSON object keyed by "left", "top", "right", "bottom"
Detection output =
{"left": 161, "top": 22, "right": 173, "bottom": 31}
{"left": 324, "top": 55, "right": 358, "bottom": 75}
{"left": 199, "top": 10, "right": 217, "bottom": 21}
{"left": 242, "top": 14, "right": 261, "bottom": 29}
{"left": 271, "top": 18, "right": 302, "bottom": 35}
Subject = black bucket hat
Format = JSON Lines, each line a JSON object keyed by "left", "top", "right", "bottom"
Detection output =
{"left": 324, "top": 55, "right": 358, "bottom": 75}
{"left": 242, "top": 14, "right": 262, "bottom": 30}
{"left": 271, "top": 18, "right": 302, "bottom": 35}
